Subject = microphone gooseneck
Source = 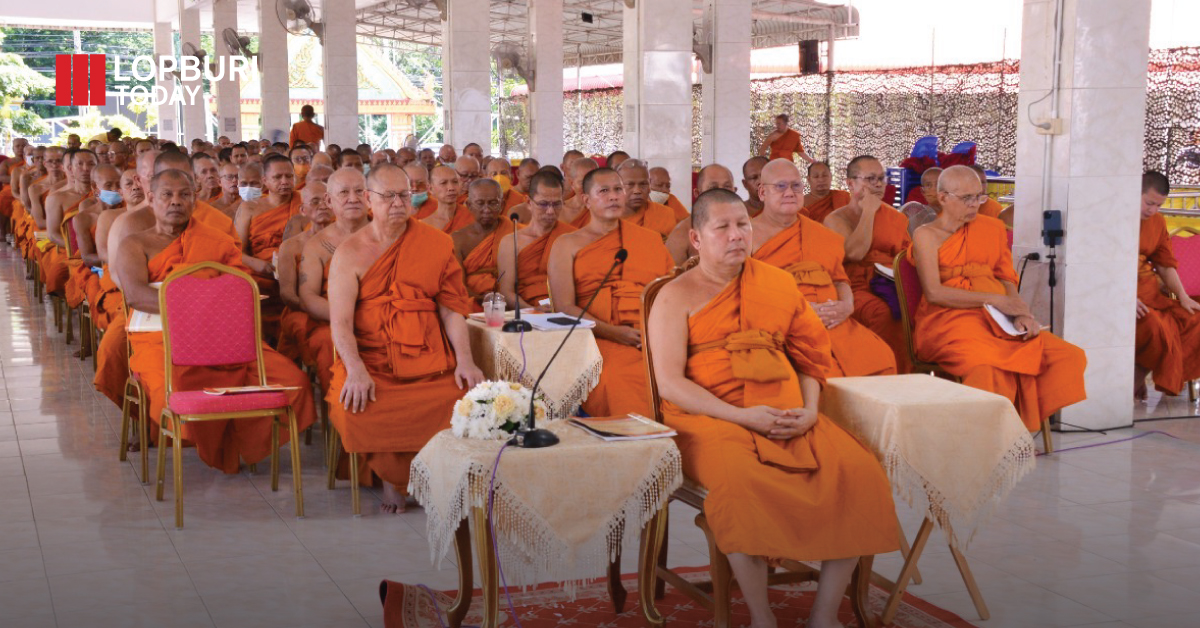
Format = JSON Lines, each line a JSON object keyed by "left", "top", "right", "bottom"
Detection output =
{"left": 513, "top": 247, "right": 628, "bottom": 448}
{"left": 501, "top": 212, "right": 532, "bottom": 332}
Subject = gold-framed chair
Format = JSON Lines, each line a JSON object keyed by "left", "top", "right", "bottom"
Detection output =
{"left": 117, "top": 296, "right": 151, "bottom": 483}
{"left": 1167, "top": 226, "right": 1200, "bottom": 401}
{"left": 892, "top": 252, "right": 1053, "bottom": 454}
{"left": 323, "top": 345, "right": 363, "bottom": 516}
{"left": 640, "top": 259, "right": 876, "bottom": 628}
{"left": 153, "top": 262, "right": 304, "bottom": 528}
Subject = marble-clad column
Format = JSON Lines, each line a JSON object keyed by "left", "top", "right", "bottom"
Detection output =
{"left": 1014, "top": 0, "right": 1152, "bottom": 429}
{"left": 700, "top": 0, "right": 751, "bottom": 180}
{"left": 152, "top": 21, "right": 179, "bottom": 143}
{"left": 443, "top": 0, "right": 491, "bottom": 153}
{"left": 527, "top": 0, "right": 564, "bottom": 165}
{"left": 258, "top": 0, "right": 291, "bottom": 142}
{"left": 179, "top": 5, "right": 209, "bottom": 142}
{"left": 211, "top": 0, "right": 242, "bottom": 141}
{"left": 321, "top": 0, "right": 359, "bottom": 147}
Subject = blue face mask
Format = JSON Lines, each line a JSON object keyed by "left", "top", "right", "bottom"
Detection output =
{"left": 362, "top": 165, "right": 371, "bottom": 178}
{"left": 98, "top": 189, "right": 122, "bottom": 206}
{"left": 411, "top": 191, "right": 429, "bottom": 207}
{"left": 239, "top": 186, "right": 263, "bottom": 201}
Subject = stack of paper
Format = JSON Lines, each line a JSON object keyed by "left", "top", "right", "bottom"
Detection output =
{"left": 569, "top": 414, "right": 677, "bottom": 441}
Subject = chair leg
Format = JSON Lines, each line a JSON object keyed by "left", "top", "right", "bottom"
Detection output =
{"left": 64, "top": 304, "right": 74, "bottom": 344}
{"left": 270, "top": 419, "right": 280, "bottom": 492}
{"left": 139, "top": 389, "right": 149, "bottom": 484}
{"left": 1041, "top": 418, "right": 1054, "bottom": 454}
{"left": 288, "top": 408, "right": 304, "bottom": 518}
{"left": 118, "top": 383, "right": 132, "bottom": 463}
{"left": 173, "top": 419, "right": 185, "bottom": 529}
{"left": 155, "top": 419, "right": 169, "bottom": 501}
{"left": 698, "top": 513, "right": 733, "bottom": 628}
{"left": 849, "top": 556, "right": 877, "bottom": 628}
{"left": 654, "top": 509, "right": 669, "bottom": 600}
{"left": 607, "top": 549, "right": 627, "bottom": 614}
{"left": 327, "top": 428, "right": 340, "bottom": 490}
{"left": 350, "top": 452, "right": 361, "bottom": 517}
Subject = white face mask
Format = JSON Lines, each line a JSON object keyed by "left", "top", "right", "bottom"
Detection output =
{"left": 649, "top": 190, "right": 670, "bottom": 205}
{"left": 238, "top": 186, "right": 263, "bottom": 201}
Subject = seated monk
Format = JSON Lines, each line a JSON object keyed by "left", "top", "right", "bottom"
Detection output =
{"left": 561, "top": 157, "right": 599, "bottom": 228}
{"left": 64, "top": 164, "right": 122, "bottom": 319}
{"left": 306, "top": 163, "right": 333, "bottom": 186}
{"left": 548, "top": 167, "right": 674, "bottom": 418}
{"left": 502, "top": 158, "right": 541, "bottom": 224}
{"left": 153, "top": 151, "right": 239, "bottom": 239}
{"left": 825, "top": 155, "right": 912, "bottom": 373}
{"left": 800, "top": 161, "right": 851, "bottom": 224}
{"left": 43, "top": 149, "right": 98, "bottom": 295}
{"left": 560, "top": 150, "right": 583, "bottom": 196}
{"left": 484, "top": 158, "right": 526, "bottom": 215}
{"left": 666, "top": 164, "right": 737, "bottom": 265}
{"left": 741, "top": 156, "right": 768, "bottom": 218}
{"left": 328, "top": 163, "right": 484, "bottom": 513}
{"left": 648, "top": 189, "right": 898, "bottom": 628}
{"left": 27, "top": 147, "right": 70, "bottom": 242}
{"left": 649, "top": 166, "right": 691, "bottom": 222}
{"left": 1135, "top": 171, "right": 1200, "bottom": 398}
{"left": 192, "top": 153, "right": 222, "bottom": 203}
{"left": 299, "top": 169, "right": 372, "bottom": 393}
{"left": 235, "top": 154, "right": 302, "bottom": 281}
{"left": 752, "top": 160, "right": 896, "bottom": 377}
{"left": 615, "top": 160, "right": 679, "bottom": 239}
{"left": 289, "top": 145, "right": 314, "bottom": 192}
{"left": 452, "top": 179, "right": 513, "bottom": 306}
{"left": 497, "top": 170, "right": 574, "bottom": 310}
{"left": 900, "top": 168, "right": 942, "bottom": 236}
{"left": 453, "top": 155, "right": 481, "bottom": 205}
{"left": 276, "top": 181, "right": 330, "bottom": 364}
{"left": 0, "top": 138, "right": 29, "bottom": 233}
{"left": 11, "top": 145, "right": 46, "bottom": 255}
{"left": 910, "top": 166, "right": 1087, "bottom": 431}
{"left": 969, "top": 165, "right": 1005, "bottom": 219}
{"left": 423, "top": 166, "right": 474, "bottom": 233}
{"left": 211, "top": 161, "right": 241, "bottom": 217}
{"left": 116, "top": 168, "right": 316, "bottom": 471}
{"left": 403, "top": 164, "right": 436, "bottom": 220}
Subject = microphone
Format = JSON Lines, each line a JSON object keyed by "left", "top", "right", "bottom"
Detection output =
{"left": 502, "top": 212, "right": 532, "bottom": 332}
{"left": 511, "top": 247, "right": 628, "bottom": 449}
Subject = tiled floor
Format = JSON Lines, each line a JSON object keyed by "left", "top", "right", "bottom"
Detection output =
{"left": 3, "top": 246, "right": 1200, "bottom": 628}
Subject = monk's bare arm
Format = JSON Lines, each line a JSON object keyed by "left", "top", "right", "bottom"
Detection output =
{"left": 29, "top": 185, "right": 48, "bottom": 228}
{"left": 1157, "top": 267, "right": 1200, "bottom": 310}
{"left": 665, "top": 220, "right": 692, "bottom": 266}
{"left": 18, "top": 173, "right": 33, "bottom": 207}
{"left": 912, "top": 228, "right": 1023, "bottom": 313}
{"left": 438, "top": 305, "right": 484, "bottom": 389}
{"left": 297, "top": 240, "right": 330, "bottom": 320}
{"left": 496, "top": 237, "right": 525, "bottom": 309}
{"left": 44, "top": 192, "right": 67, "bottom": 247}
{"left": 76, "top": 212, "right": 101, "bottom": 266}
{"left": 329, "top": 249, "right": 374, "bottom": 412}
{"left": 276, "top": 238, "right": 302, "bottom": 309}
{"left": 113, "top": 237, "right": 157, "bottom": 313}
{"left": 280, "top": 215, "right": 306, "bottom": 242}
{"left": 95, "top": 211, "right": 118, "bottom": 264}
{"left": 233, "top": 204, "right": 254, "bottom": 253}
{"left": 832, "top": 202, "right": 878, "bottom": 262}
{"left": 547, "top": 237, "right": 579, "bottom": 315}
{"left": 648, "top": 281, "right": 781, "bottom": 434}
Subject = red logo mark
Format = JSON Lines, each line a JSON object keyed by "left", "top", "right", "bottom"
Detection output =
{"left": 55, "top": 54, "right": 106, "bottom": 106}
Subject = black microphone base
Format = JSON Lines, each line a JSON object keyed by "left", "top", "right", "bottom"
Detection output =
{"left": 501, "top": 319, "right": 533, "bottom": 333}
{"left": 508, "top": 428, "right": 560, "bottom": 448}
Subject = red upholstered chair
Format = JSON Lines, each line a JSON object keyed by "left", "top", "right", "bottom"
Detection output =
{"left": 1169, "top": 227, "right": 1200, "bottom": 297}
{"left": 893, "top": 252, "right": 1053, "bottom": 453}
{"left": 153, "top": 262, "right": 304, "bottom": 528}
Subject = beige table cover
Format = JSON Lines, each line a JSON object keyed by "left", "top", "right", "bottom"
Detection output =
{"left": 467, "top": 319, "right": 603, "bottom": 419}
{"left": 820, "top": 374, "right": 1036, "bottom": 549}
{"left": 410, "top": 421, "right": 681, "bottom": 593}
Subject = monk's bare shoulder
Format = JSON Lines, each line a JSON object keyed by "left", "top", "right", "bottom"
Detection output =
{"left": 550, "top": 228, "right": 592, "bottom": 258}
{"left": 822, "top": 207, "right": 853, "bottom": 235}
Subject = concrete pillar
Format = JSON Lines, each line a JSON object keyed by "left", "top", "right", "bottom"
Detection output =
{"left": 1013, "top": 0, "right": 1152, "bottom": 429}
{"left": 179, "top": 5, "right": 208, "bottom": 143}
{"left": 699, "top": 0, "right": 751, "bottom": 178}
{"left": 152, "top": 21, "right": 179, "bottom": 144}
{"left": 321, "top": 0, "right": 359, "bottom": 147}
{"left": 527, "top": 0, "right": 563, "bottom": 165}
{"left": 442, "top": 0, "right": 491, "bottom": 153}
{"left": 258, "top": 0, "right": 291, "bottom": 143}
{"left": 211, "top": 0, "right": 242, "bottom": 142}
{"left": 622, "top": 0, "right": 694, "bottom": 210}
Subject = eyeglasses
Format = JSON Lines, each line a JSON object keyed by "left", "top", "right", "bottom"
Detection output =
{"left": 853, "top": 175, "right": 886, "bottom": 184}
{"left": 368, "top": 189, "right": 412, "bottom": 205}
{"left": 765, "top": 181, "right": 805, "bottom": 194}
{"left": 946, "top": 192, "right": 989, "bottom": 205}
{"left": 530, "top": 200, "right": 564, "bottom": 210}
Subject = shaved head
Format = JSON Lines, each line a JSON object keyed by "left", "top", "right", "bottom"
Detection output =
{"left": 307, "top": 164, "right": 334, "bottom": 184}
{"left": 936, "top": 165, "right": 982, "bottom": 194}
{"left": 760, "top": 158, "right": 802, "bottom": 183}
{"left": 692, "top": 188, "right": 745, "bottom": 229}
{"left": 696, "top": 164, "right": 736, "bottom": 193}
{"left": 153, "top": 150, "right": 192, "bottom": 174}
{"left": 301, "top": 180, "right": 327, "bottom": 203}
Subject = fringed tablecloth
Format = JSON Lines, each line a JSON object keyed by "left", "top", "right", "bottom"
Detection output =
{"left": 467, "top": 320, "right": 603, "bottom": 419}
{"left": 410, "top": 421, "right": 681, "bottom": 594}
{"left": 820, "top": 374, "right": 1036, "bottom": 550}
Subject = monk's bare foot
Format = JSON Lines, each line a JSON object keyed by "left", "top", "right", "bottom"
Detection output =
{"left": 380, "top": 484, "right": 407, "bottom": 514}
{"left": 1134, "top": 366, "right": 1149, "bottom": 401}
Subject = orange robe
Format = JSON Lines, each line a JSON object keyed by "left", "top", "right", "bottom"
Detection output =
{"left": 461, "top": 217, "right": 514, "bottom": 299}
{"left": 978, "top": 197, "right": 1004, "bottom": 219}
{"left": 248, "top": 196, "right": 303, "bottom": 263}
{"left": 666, "top": 194, "right": 690, "bottom": 222}
{"left": 63, "top": 217, "right": 97, "bottom": 308}
{"left": 577, "top": 221, "right": 674, "bottom": 418}
{"left": 502, "top": 188, "right": 526, "bottom": 213}
{"left": 1136, "top": 213, "right": 1200, "bottom": 394}
{"left": 437, "top": 202, "right": 475, "bottom": 234}
{"left": 845, "top": 203, "right": 912, "bottom": 373}
{"left": 275, "top": 241, "right": 312, "bottom": 365}
{"left": 0, "top": 158, "right": 26, "bottom": 218}
{"left": 289, "top": 120, "right": 324, "bottom": 147}
{"left": 626, "top": 201, "right": 678, "bottom": 239}
{"left": 568, "top": 207, "right": 591, "bottom": 229}
{"left": 305, "top": 261, "right": 334, "bottom": 393}
{"left": 802, "top": 190, "right": 852, "bottom": 225}
{"left": 662, "top": 258, "right": 898, "bottom": 560}
{"left": 414, "top": 197, "right": 439, "bottom": 221}
{"left": 126, "top": 219, "right": 316, "bottom": 473}
{"left": 92, "top": 267, "right": 129, "bottom": 408}
{"left": 194, "top": 200, "right": 238, "bottom": 239}
{"left": 910, "top": 215, "right": 1087, "bottom": 430}
{"left": 40, "top": 192, "right": 92, "bottom": 295}
{"left": 752, "top": 216, "right": 897, "bottom": 378}
{"left": 327, "top": 218, "right": 474, "bottom": 492}
{"left": 516, "top": 221, "right": 576, "bottom": 306}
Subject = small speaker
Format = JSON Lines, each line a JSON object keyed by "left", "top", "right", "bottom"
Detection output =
{"left": 799, "top": 39, "right": 820, "bottom": 75}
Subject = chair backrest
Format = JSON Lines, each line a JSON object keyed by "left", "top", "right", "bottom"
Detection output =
{"left": 892, "top": 252, "right": 926, "bottom": 369}
{"left": 640, "top": 257, "right": 697, "bottom": 424}
{"left": 159, "top": 263, "right": 266, "bottom": 391}
{"left": 1170, "top": 227, "right": 1200, "bottom": 297}
{"left": 62, "top": 214, "right": 79, "bottom": 258}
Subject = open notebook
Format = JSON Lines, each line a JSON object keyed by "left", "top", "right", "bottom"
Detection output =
{"left": 569, "top": 414, "right": 676, "bottom": 442}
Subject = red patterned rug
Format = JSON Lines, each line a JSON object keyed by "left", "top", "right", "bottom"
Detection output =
{"left": 382, "top": 567, "right": 978, "bottom": 627}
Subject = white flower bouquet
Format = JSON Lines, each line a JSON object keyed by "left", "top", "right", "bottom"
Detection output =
{"left": 451, "top": 380, "right": 551, "bottom": 440}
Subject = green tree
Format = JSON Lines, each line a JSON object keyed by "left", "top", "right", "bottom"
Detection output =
{"left": 0, "top": 32, "right": 53, "bottom": 138}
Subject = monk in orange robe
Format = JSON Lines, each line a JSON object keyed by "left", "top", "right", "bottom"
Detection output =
{"left": 275, "top": 182, "right": 329, "bottom": 364}
{"left": 666, "top": 164, "right": 739, "bottom": 265}
{"left": 328, "top": 164, "right": 484, "bottom": 513}
{"left": 423, "top": 165, "right": 474, "bottom": 234}
{"left": 800, "top": 161, "right": 852, "bottom": 224}
{"left": 23, "top": 147, "right": 68, "bottom": 260}
{"left": 753, "top": 160, "right": 896, "bottom": 377}
{"left": 616, "top": 161, "right": 679, "bottom": 239}
{"left": 1134, "top": 171, "right": 1200, "bottom": 397}
{"left": 825, "top": 156, "right": 913, "bottom": 373}
{"left": 192, "top": 153, "right": 223, "bottom": 205}
{"left": 548, "top": 167, "right": 675, "bottom": 418}
{"left": 910, "top": 166, "right": 1086, "bottom": 431}
{"left": 403, "top": 164, "right": 439, "bottom": 220}
{"left": 649, "top": 166, "right": 691, "bottom": 222}
{"left": 485, "top": 158, "right": 527, "bottom": 214}
{"left": 10, "top": 146, "right": 45, "bottom": 256}
{"left": 498, "top": 171, "right": 575, "bottom": 309}
{"left": 969, "top": 165, "right": 1005, "bottom": 219}
{"left": 561, "top": 158, "right": 599, "bottom": 228}
{"left": 500, "top": 158, "right": 541, "bottom": 224}
{"left": 118, "top": 169, "right": 316, "bottom": 472}
{"left": 288, "top": 105, "right": 324, "bottom": 148}
{"left": 649, "top": 188, "right": 897, "bottom": 628}
{"left": 453, "top": 179, "right": 513, "bottom": 304}
{"left": 0, "top": 138, "right": 29, "bottom": 228}
{"left": 236, "top": 154, "right": 302, "bottom": 338}
{"left": 42, "top": 149, "right": 98, "bottom": 295}
{"left": 64, "top": 164, "right": 121, "bottom": 312}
